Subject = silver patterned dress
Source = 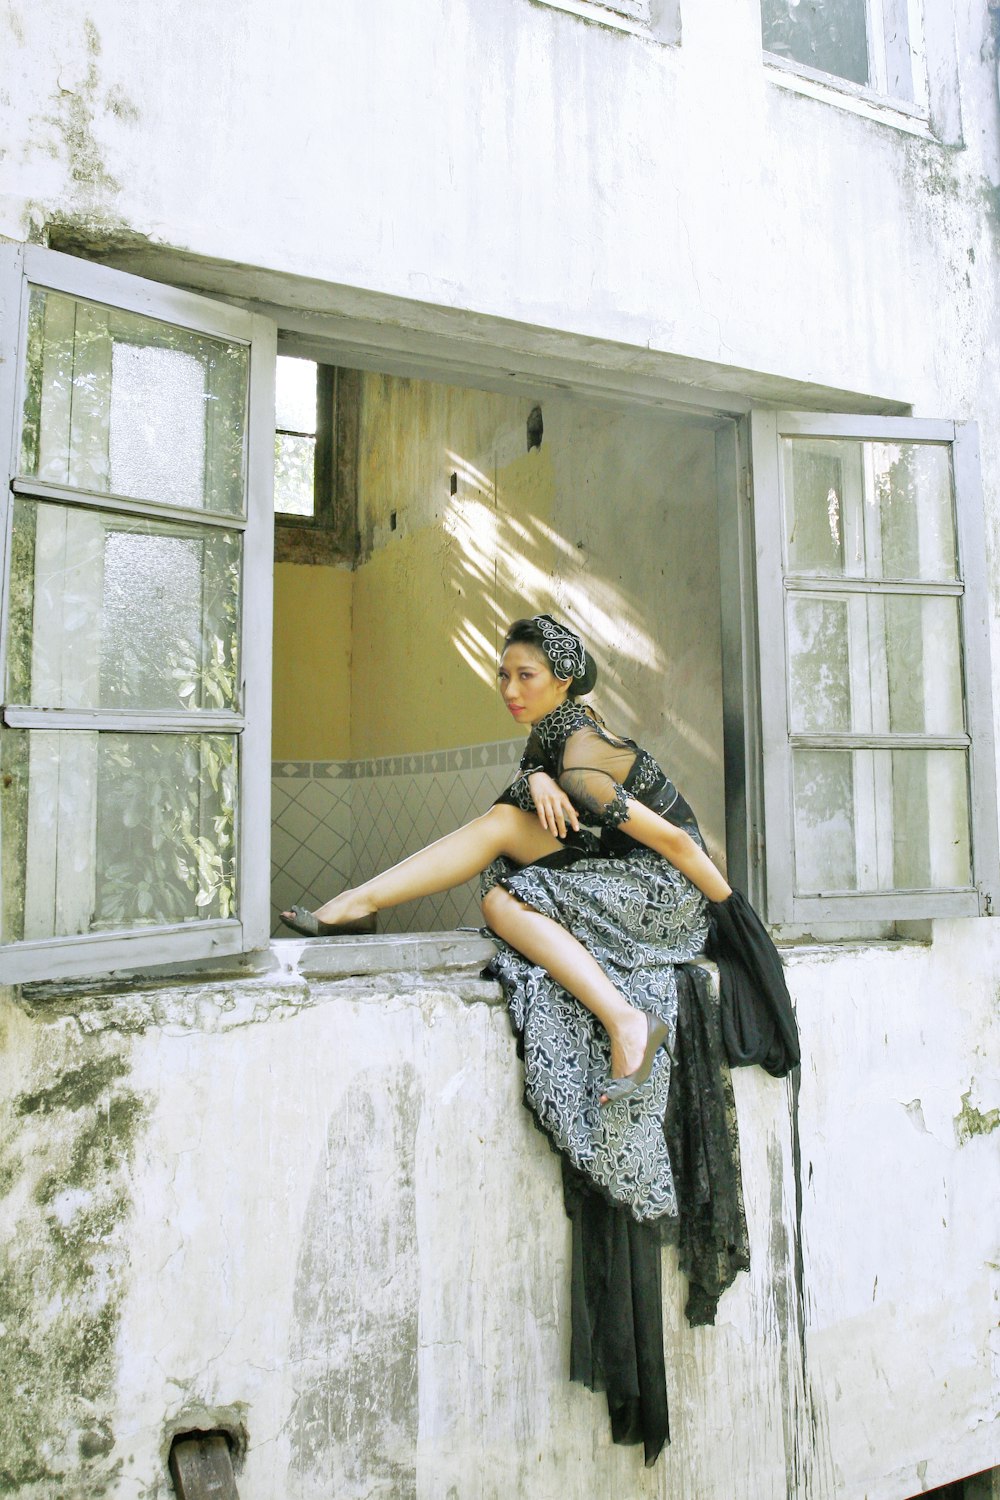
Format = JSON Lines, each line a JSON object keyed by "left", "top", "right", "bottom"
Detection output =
{"left": 483, "top": 699, "right": 709, "bottom": 1226}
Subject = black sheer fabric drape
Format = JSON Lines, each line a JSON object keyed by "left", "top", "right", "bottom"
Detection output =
{"left": 705, "top": 889, "right": 800, "bottom": 1077}
{"left": 561, "top": 964, "right": 749, "bottom": 1463}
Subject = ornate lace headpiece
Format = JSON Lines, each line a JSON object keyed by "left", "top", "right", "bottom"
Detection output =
{"left": 532, "top": 614, "right": 588, "bottom": 681}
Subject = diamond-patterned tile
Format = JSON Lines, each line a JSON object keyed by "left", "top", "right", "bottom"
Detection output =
{"left": 270, "top": 738, "right": 524, "bottom": 933}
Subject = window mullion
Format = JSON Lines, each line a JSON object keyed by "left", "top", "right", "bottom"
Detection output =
{"left": 10, "top": 478, "right": 247, "bottom": 532}
{"left": 3, "top": 708, "right": 245, "bottom": 732}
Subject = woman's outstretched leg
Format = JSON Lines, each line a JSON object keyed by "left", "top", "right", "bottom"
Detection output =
{"left": 297, "top": 804, "right": 564, "bottom": 927}
{"left": 481, "top": 885, "right": 653, "bottom": 1089}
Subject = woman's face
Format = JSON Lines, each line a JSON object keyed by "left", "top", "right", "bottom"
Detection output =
{"left": 497, "top": 643, "right": 571, "bottom": 727}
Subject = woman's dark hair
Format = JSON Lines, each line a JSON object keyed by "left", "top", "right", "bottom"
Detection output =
{"left": 503, "top": 617, "right": 599, "bottom": 698}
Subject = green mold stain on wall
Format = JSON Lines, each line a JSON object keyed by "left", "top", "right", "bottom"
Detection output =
{"left": 954, "top": 1085, "right": 1000, "bottom": 1147}
{"left": 0, "top": 1043, "right": 147, "bottom": 1496}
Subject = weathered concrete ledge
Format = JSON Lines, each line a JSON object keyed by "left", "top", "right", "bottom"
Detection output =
{"left": 8, "top": 933, "right": 503, "bottom": 1037}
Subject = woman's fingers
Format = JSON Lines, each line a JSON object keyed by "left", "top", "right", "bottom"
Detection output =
{"left": 537, "top": 796, "right": 578, "bottom": 839}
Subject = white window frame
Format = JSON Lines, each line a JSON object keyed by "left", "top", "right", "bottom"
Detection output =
{"left": 739, "top": 411, "right": 998, "bottom": 926}
{"left": 762, "top": 0, "right": 929, "bottom": 119}
{"left": 530, "top": 0, "right": 681, "bottom": 46}
{"left": 0, "top": 246, "right": 275, "bottom": 983}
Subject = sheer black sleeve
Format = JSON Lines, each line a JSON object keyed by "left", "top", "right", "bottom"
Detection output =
{"left": 557, "top": 723, "right": 639, "bottom": 829}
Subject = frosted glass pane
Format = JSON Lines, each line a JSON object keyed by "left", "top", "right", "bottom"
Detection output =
{"left": 110, "top": 343, "right": 205, "bottom": 507}
{"left": 6, "top": 499, "right": 241, "bottom": 713}
{"left": 792, "top": 750, "right": 857, "bottom": 892}
{"left": 274, "top": 433, "right": 316, "bottom": 516}
{"left": 762, "top": 0, "right": 869, "bottom": 86}
{"left": 275, "top": 356, "right": 317, "bottom": 433}
{"left": 20, "top": 288, "right": 248, "bottom": 514}
{"left": 0, "top": 729, "right": 237, "bottom": 942}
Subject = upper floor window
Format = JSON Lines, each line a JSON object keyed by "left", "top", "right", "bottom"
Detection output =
{"left": 761, "top": 0, "right": 926, "bottom": 110}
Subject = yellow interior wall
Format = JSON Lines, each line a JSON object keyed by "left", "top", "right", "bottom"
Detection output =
{"left": 271, "top": 562, "right": 353, "bottom": 760}
{"left": 268, "top": 375, "right": 724, "bottom": 860}
{"left": 351, "top": 375, "right": 560, "bottom": 759}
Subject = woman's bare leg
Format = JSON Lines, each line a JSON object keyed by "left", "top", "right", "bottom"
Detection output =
{"left": 302, "top": 804, "right": 563, "bottom": 925}
{"left": 293, "top": 803, "right": 650, "bottom": 1085}
{"left": 481, "top": 885, "right": 651, "bottom": 1086}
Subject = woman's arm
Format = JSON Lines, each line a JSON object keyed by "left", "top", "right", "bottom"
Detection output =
{"left": 618, "top": 797, "right": 732, "bottom": 901}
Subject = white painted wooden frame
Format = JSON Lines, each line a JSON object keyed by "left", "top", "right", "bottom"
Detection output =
{"left": 0, "top": 246, "right": 275, "bottom": 983}
{"left": 530, "top": 0, "right": 681, "bottom": 46}
{"left": 763, "top": 0, "right": 930, "bottom": 121}
{"left": 748, "top": 410, "right": 999, "bottom": 924}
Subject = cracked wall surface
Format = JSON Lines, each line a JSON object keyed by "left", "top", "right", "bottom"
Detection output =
{"left": 0, "top": 926, "right": 998, "bottom": 1499}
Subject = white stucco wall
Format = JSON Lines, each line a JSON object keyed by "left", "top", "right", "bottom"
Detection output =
{"left": 2, "top": 1, "right": 1000, "bottom": 1496}
{"left": 1, "top": 0, "right": 998, "bottom": 419}
{"left": 1, "top": 930, "right": 998, "bottom": 1499}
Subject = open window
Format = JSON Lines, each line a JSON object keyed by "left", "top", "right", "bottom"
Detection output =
{"left": 745, "top": 412, "right": 998, "bottom": 924}
{"left": 0, "top": 247, "right": 275, "bottom": 983}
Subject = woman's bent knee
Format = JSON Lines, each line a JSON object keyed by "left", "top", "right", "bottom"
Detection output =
{"left": 482, "top": 884, "right": 525, "bottom": 928}
{"left": 481, "top": 886, "right": 509, "bottom": 924}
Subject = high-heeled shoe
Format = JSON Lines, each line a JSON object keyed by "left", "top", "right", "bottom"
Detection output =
{"left": 601, "top": 1012, "right": 671, "bottom": 1104}
{"left": 280, "top": 904, "right": 377, "bottom": 937}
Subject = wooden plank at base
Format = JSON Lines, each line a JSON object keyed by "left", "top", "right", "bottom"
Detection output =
{"left": 168, "top": 1433, "right": 240, "bottom": 1500}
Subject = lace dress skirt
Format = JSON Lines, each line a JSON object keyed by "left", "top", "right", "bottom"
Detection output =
{"left": 481, "top": 841, "right": 708, "bottom": 1225}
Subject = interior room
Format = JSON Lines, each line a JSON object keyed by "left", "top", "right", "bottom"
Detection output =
{"left": 270, "top": 362, "right": 727, "bottom": 934}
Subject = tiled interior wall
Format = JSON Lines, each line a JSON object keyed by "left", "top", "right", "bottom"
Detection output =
{"left": 271, "top": 739, "right": 523, "bottom": 935}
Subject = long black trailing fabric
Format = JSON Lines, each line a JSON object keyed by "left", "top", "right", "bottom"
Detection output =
{"left": 705, "top": 889, "right": 800, "bottom": 1078}
{"left": 562, "top": 1161, "right": 670, "bottom": 1467}
{"left": 561, "top": 964, "right": 749, "bottom": 1464}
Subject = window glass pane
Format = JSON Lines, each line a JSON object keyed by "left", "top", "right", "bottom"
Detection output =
{"left": 788, "top": 593, "right": 965, "bottom": 735}
{"left": 782, "top": 438, "right": 958, "bottom": 581}
{"left": 5, "top": 500, "right": 241, "bottom": 713}
{"left": 792, "top": 749, "right": 857, "bottom": 892}
{"left": 275, "top": 355, "right": 317, "bottom": 433}
{"left": 792, "top": 748, "right": 970, "bottom": 894}
{"left": 881, "top": 594, "right": 964, "bottom": 734}
{"left": 890, "top": 749, "right": 971, "bottom": 888}
{"left": 872, "top": 443, "right": 957, "bottom": 580}
{"left": 0, "top": 729, "right": 237, "bottom": 942}
{"left": 787, "top": 595, "right": 852, "bottom": 731}
{"left": 19, "top": 288, "right": 248, "bottom": 514}
{"left": 274, "top": 433, "right": 316, "bottom": 517}
{"left": 762, "top": 0, "right": 869, "bottom": 86}
{"left": 783, "top": 440, "right": 856, "bottom": 574}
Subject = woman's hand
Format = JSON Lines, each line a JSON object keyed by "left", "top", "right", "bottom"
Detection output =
{"left": 528, "top": 771, "right": 581, "bottom": 840}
